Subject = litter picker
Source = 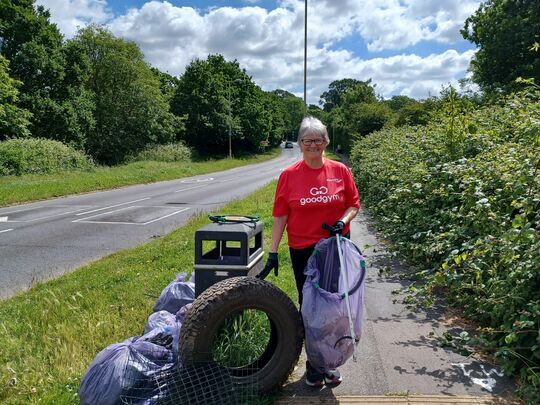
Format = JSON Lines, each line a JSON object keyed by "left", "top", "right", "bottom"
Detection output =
{"left": 323, "top": 223, "right": 358, "bottom": 362}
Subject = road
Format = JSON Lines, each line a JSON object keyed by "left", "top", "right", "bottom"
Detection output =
{"left": 0, "top": 145, "right": 301, "bottom": 299}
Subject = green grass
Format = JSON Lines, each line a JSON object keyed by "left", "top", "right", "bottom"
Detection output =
{"left": 0, "top": 148, "right": 281, "bottom": 207}
{"left": 0, "top": 180, "right": 296, "bottom": 404}
{"left": 212, "top": 309, "right": 272, "bottom": 368}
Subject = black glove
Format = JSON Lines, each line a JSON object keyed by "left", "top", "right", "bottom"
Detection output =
{"left": 329, "top": 220, "right": 345, "bottom": 236}
{"left": 256, "top": 252, "right": 279, "bottom": 279}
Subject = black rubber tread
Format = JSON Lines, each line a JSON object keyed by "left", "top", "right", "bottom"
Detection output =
{"left": 179, "top": 277, "right": 304, "bottom": 394}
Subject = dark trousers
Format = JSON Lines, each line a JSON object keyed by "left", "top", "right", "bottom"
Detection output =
{"left": 289, "top": 244, "right": 316, "bottom": 307}
{"left": 289, "top": 232, "right": 350, "bottom": 306}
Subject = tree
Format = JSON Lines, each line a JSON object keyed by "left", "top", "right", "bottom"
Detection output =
{"left": 0, "top": 55, "right": 32, "bottom": 139}
{"left": 383, "top": 95, "right": 417, "bottom": 112}
{"left": 306, "top": 104, "right": 324, "bottom": 120}
{"left": 270, "top": 89, "right": 305, "bottom": 140}
{"left": 325, "top": 80, "right": 379, "bottom": 151}
{"left": 341, "top": 83, "right": 377, "bottom": 108}
{"left": 151, "top": 67, "right": 180, "bottom": 102}
{"left": 0, "top": 0, "right": 64, "bottom": 94}
{"left": 173, "top": 54, "right": 281, "bottom": 155}
{"left": 326, "top": 106, "right": 345, "bottom": 151}
{"left": 0, "top": 0, "right": 94, "bottom": 148}
{"left": 319, "top": 78, "right": 375, "bottom": 111}
{"left": 462, "top": 0, "right": 540, "bottom": 93}
{"left": 344, "top": 102, "right": 393, "bottom": 138}
{"left": 70, "top": 25, "right": 179, "bottom": 164}
{"left": 262, "top": 91, "right": 287, "bottom": 146}
{"left": 172, "top": 55, "right": 243, "bottom": 153}
{"left": 395, "top": 101, "right": 434, "bottom": 127}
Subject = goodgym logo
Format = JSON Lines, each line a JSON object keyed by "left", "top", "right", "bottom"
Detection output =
{"left": 301, "top": 186, "right": 339, "bottom": 205}
{"left": 310, "top": 186, "right": 328, "bottom": 196}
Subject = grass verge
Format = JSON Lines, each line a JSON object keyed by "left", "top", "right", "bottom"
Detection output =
{"left": 0, "top": 180, "right": 296, "bottom": 404}
{"left": 0, "top": 148, "right": 281, "bottom": 207}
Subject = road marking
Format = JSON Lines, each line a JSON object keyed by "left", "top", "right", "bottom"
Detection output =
{"left": 0, "top": 229, "right": 13, "bottom": 234}
{"left": 175, "top": 184, "right": 208, "bottom": 193}
{"left": 0, "top": 216, "right": 8, "bottom": 222}
{"left": 455, "top": 363, "right": 504, "bottom": 392}
{"left": 142, "top": 207, "right": 190, "bottom": 224}
{"left": 180, "top": 177, "right": 214, "bottom": 183}
{"left": 8, "top": 207, "right": 91, "bottom": 222}
{"left": 220, "top": 178, "right": 237, "bottom": 183}
{"left": 76, "top": 197, "right": 151, "bottom": 216}
{"left": 73, "top": 207, "right": 190, "bottom": 225}
{"left": 73, "top": 205, "right": 135, "bottom": 222}
{"left": 0, "top": 206, "right": 43, "bottom": 215}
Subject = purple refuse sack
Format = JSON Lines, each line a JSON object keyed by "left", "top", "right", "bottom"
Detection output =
{"left": 144, "top": 310, "right": 178, "bottom": 334}
{"left": 153, "top": 272, "right": 195, "bottom": 314}
{"left": 301, "top": 236, "right": 366, "bottom": 373}
{"left": 79, "top": 334, "right": 175, "bottom": 405}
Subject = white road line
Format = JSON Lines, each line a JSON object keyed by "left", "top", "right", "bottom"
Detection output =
{"left": 74, "top": 220, "right": 145, "bottom": 225}
{"left": 73, "top": 205, "right": 135, "bottom": 222}
{"left": 74, "top": 207, "right": 190, "bottom": 225}
{"left": 22, "top": 207, "right": 91, "bottom": 222}
{"left": 220, "top": 178, "right": 237, "bottom": 183}
{"left": 142, "top": 208, "right": 190, "bottom": 224}
{"left": 0, "top": 229, "right": 13, "bottom": 234}
{"left": 179, "top": 177, "right": 214, "bottom": 183}
{"left": 76, "top": 197, "right": 151, "bottom": 216}
{"left": 175, "top": 184, "right": 208, "bottom": 193}
{"left": 0, "top": 206, "right": 43, "bottom": 215}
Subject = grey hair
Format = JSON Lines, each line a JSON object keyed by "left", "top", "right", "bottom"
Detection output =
{"left": 297, "top": 116, "right": 330, "bottom": 144}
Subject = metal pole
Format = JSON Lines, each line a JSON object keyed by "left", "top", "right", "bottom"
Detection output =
{"left": 228, "top": 83, "right": 232, "bottom": 158}
{"left": 335, "top": 234, "right": 358, "bottom": 362}
{"left": 304, "top": 0, "right": 307, "bottom": 111}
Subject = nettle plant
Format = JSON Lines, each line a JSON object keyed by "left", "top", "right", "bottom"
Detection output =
{"left": 351, "top": 86, "right": 540, "bottom": 401}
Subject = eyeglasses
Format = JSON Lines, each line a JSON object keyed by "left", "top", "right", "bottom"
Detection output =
{"left": 301, "top": 138, "right": 325, "bottom": 146}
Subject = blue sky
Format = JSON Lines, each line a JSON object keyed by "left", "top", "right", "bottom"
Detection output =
{"left": 37, "top": 0, "right": 481, "bottom": 104}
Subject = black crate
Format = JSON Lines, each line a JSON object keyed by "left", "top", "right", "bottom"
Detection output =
{"left": 194, "top": 221, "right": 264, "bottom": 296}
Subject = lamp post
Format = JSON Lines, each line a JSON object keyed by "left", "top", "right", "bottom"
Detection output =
{"left": 304, "top": 0, "right": 307, "bottom": 110}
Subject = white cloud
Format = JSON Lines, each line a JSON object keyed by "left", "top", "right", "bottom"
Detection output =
{"left": 35, "top": 0, "right": 112, "bottom": 38}
{"left": 36, "top": 0, "right": 481, "bottom": 103}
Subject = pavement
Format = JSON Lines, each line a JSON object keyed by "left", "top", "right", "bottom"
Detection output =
{"left": 277, "top": 211, "right": 519, "bottom": 404}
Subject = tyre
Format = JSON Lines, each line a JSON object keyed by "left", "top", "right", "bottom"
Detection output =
{"left": 179, "top": 277, "right": 304, "bottom": 394}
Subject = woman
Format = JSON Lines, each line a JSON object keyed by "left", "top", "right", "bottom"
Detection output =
{"left": 259, "top": 116, "right": 360, "bottom": 387}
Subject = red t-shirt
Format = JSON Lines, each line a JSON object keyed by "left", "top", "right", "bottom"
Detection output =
{"left": 272, "top": 159, "right": 360, "bottom": 249}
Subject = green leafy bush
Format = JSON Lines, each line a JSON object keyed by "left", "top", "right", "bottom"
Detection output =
{"left": 127, "top": 142, "right": 192, "bottom": 163}
{"left": 0, "top": 138, "right": 95, "bottom": 176}
{"left": 350, "top": 87, "right": 540, "bottom": 402}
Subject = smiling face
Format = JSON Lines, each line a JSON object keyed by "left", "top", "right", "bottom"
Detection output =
{"left": 299, "top": 133, "right": 328, "bottom": 159}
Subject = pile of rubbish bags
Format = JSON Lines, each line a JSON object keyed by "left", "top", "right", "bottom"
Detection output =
{"left": 79, "top": 273, "right": 195, "bottom": 405}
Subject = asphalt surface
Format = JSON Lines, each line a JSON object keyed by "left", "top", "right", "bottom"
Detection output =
{"left": 0, "top": 145, "right": 301, "bottom": 300}
{"left": 280, "top": 211, "right": 517, "bottom": 402}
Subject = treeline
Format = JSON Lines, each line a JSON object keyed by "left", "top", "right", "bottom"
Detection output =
{"left": 0, "top": 1, "right": 308, "bottom": 166}
{"left": 0, "top": 0, "right": 473, "bottom": 171}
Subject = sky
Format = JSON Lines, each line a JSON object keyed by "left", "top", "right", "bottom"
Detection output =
{"left": 35, "top": 0, "right": 481, "bottom": 105}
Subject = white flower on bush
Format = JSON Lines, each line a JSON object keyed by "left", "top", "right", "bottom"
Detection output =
{"left": 476, "top": 197, "right": 490, "bottom": 207}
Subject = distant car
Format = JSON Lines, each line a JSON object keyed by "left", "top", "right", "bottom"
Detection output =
{"left": 284, "top": 141, "right": 293, "bottom": 148}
